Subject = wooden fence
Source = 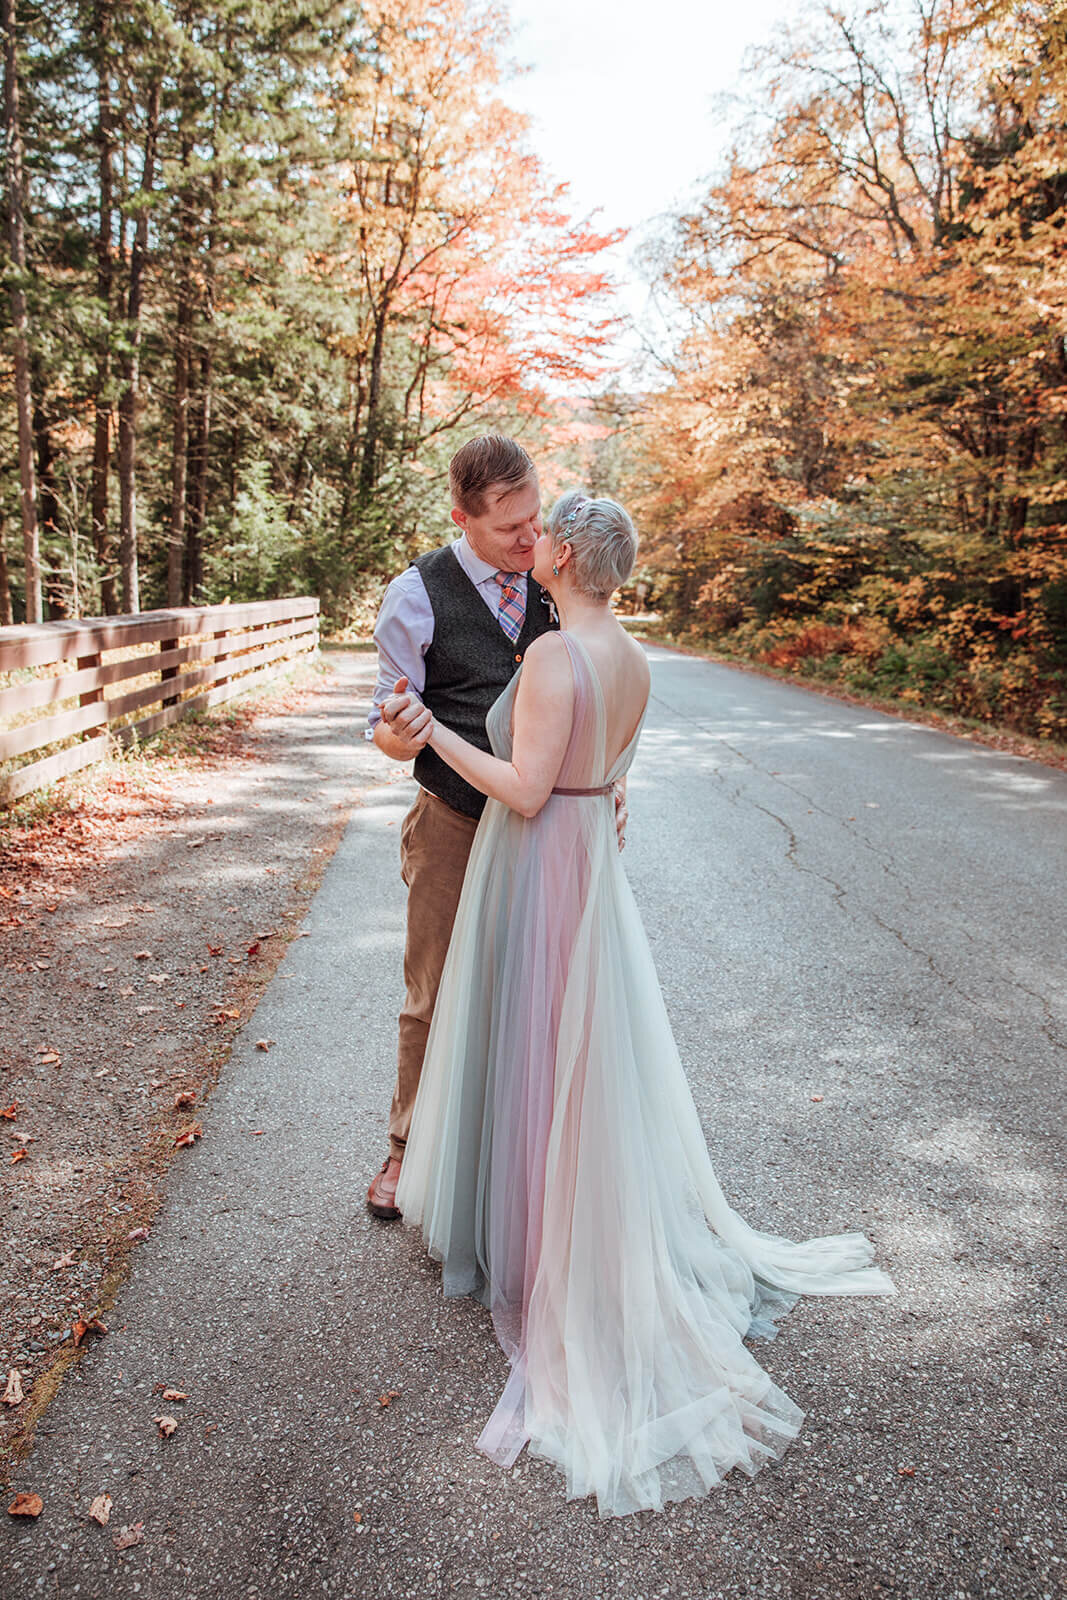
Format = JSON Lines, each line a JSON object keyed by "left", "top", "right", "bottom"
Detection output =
{"left": 0, "top": 597, "right": 320, "bottom": 806}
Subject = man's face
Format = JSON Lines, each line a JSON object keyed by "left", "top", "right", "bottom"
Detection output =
{"left": 451, "top": 475, "right": 542, "bottom": 573}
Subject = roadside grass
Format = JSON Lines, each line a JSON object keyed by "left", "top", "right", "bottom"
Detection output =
{"left": 624, "top": 617, "right": 1067, "bottom": 772}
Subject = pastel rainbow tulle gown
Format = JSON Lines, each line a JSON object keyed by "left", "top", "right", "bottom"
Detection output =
{"left": 395, "top": 632, "right": 895, "bottom": 1518}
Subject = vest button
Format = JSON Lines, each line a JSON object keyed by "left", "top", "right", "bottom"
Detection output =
{"left": 514, "top": 652, "right": 522, "bottom": 662}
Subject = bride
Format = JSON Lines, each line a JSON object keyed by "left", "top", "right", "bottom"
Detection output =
{"left": 394, "top": 490, "right": 896, "bottom": 1518}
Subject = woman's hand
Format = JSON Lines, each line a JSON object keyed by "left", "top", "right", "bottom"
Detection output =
{"left": 375, "top": 677, "right": 433, "bottom": 758}
{"left": 614, "top": 779, "right": 628, "bottom": 851}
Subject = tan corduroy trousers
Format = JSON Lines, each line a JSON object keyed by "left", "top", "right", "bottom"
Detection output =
{"left": 388, "top": 787, "right": 479, "bottom": 1161}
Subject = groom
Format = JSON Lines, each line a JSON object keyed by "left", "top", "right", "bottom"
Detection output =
{"left": 366, "top": 435, "right": 560, "bottom": 1219}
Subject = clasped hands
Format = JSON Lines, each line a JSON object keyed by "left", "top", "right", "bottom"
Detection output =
{"left": 380, "top": 677, "right": 434, "bottom": 751}
{"left": 377, "top": 677, "right": 629, "bottom": 850}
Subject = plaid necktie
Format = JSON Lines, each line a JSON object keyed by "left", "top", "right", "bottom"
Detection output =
{"left": 494, "top": 571, "right": 526, "bottom": 643}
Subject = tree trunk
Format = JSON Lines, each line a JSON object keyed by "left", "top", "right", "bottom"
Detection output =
{"left": 169, "top": 134, "right": 194, "bottom": 607}
{"left": 2, "top": 0, "right": 41, "bottom": 622}
{"left": 33, "top": 388, "right": 68, "bottom": 618}
{"left": 183, "top": 346, "right": 212, "bottom": 602}
{"left": 117, "top": 75, "right": 161, "bottom": 613}
{"left": 0, "top": 515, "right": 12, "bottom": 625}
{"left": 90, "top": 0, "right": 117, "bottom": 614}
{"left": 358, "top": 301, "right": 388, "bottom": 504}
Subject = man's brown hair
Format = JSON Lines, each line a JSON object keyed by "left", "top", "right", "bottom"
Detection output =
{"left": 448, "top": 434, "right": 536, "bottom": 517}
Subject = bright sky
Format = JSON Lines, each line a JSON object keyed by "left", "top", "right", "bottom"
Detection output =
{"left": 502, "top": 0, "right": 802, "bottom": 374}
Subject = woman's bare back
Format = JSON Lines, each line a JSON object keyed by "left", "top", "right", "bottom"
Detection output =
{"left": 563, "top": 618, "right": 651, "bottom": 772}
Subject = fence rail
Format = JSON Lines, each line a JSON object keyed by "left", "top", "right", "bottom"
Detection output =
{"left": 0, "top": 597, "right": 320, "bottom": 806}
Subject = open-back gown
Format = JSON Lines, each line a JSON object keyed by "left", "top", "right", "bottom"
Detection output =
{"left": 395, "top": 632, "right": 895, "bottom": 1517}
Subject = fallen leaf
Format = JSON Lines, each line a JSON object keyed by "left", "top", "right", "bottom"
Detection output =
{"left": 250, "top": 1130, "right": 265, "bottom": 1137}
{"left": 0, "top": 1103, "right": 16, "bottom": 1119}
{"left": 353, "top": 1511, "right": 362, "bottom": 1524}
{"left": 161, "top": 1388, "right": 187, "bottom": 1403}
{"left": 38, "top": 1051, "right": 60, "bottom": 1065}
{"left": 174, "top": 1123, "right": 203, "bottom": 1149}
{"left": 153, "top": 1414, "right": 178, "bottom": 1437}
{"left": 10, "top": 1149, "right": 27, "bottom": 1164}
{"left": 214, "top": 1008, "right": 239, "bottom": 1021}
{"left": 112, "top": 1520, "right": 144, "bottom": 1549}
{"left": 811, "top": 1095, "right": 824, "bottom": 1103}
{"left": 173, "top": 1090, "right": 197, "bottom": 1109}
{"left": 246, "top": 941, "right": 261, "bottom": 957}
{"left": 71, "top": 1317, "right": 107, "bottom": 1347}
{"left": 2, "top": 1369, "right": 24, "bottom": 1406}
{"left": 898, "top": 1465, "right": 916, "bottom": 1477}
{"left": 7, "top": 1492, "right": 43, "bottom": 1518}
{"left": 93, "top": 1067, "right": 109, "bottom": 1078}
{"left": 127, "top": 1227, "right": 150, "bottom": 1242}
{"left": 255, "top": 1039, "right": 274, "bottom": 1052}
{"left": 207, "top": 945, "right": 223, "bottom": 957}
{"left": 378, "top": 1390, "right": 401, "bottom": 1408}
{"left": 146, "top": 973, "right": 169, "bottom": 985}
{"left": 88, "top": 1493, "right": 112, "bottom": 1526}
{"left": 52, "top": 1251, "right": 77, "bottom": 1270}
{"left": 134, "top": 951, "right": 151, "bottom": 961}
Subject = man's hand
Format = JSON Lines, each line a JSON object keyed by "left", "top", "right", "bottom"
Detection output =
{"left": 374, "top": 677, "right": 434, "bottom": 761}
{"left": 614, "top": 778, "right": 628, "bottom": 852}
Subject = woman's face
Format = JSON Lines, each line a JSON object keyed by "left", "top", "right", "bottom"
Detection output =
{"left": 531, "top": 527, "right": 558, "bottom": 590}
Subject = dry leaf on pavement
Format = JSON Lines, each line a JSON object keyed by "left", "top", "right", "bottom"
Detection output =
{"left": 71, "top": 1316, "right": 107, "bottom": 1347}
{"left": 173, "top": 1089, "right": 197, "bottom": 1109}
{"left": 161, "top": 1388, "right": 187, "bottom": 1402}
{"left": 153, "top": 1414, "right": 178, "bottom": 1436}
{"left": 88, "top": 1494, "right": 112, "bottom": 1526}
{"left": 112, "top": 1521, "right": 144, "bottom": 1549}
{"left": 174, "top": 1123, "right": 203, "bottom": 1148}
{"left": 2, "top": 1369, "right": 24, "bottom": 1405}
{"left": 7, "top": 1493, "right": 43, "bottom": 1518}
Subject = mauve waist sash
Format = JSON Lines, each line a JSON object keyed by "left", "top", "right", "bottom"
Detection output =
{"left": 551, "top": 784, "right": 614, "bottom": 796}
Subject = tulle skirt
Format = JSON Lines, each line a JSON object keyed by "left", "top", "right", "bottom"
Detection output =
{"left": 396, "top": 786, "right": 896, "bottom": 1517}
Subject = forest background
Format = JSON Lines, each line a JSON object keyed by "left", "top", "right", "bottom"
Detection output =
{"left": 2, "top": 0, "right": 1065, "bottom": 741}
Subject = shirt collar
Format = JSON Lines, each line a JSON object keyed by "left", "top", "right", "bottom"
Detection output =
{"left": 453, "top": 533, "right": 523, "bottom": 588}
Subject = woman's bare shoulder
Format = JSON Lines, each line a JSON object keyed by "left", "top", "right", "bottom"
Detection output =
{"left": 516, "top": 631, "right": 575, "bottom": 697}
{"left": 620, "top": 628, "right": 651, "bottom": 689}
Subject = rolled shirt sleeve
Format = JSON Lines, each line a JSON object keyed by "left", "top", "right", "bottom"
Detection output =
{"left": 366, "top": 566, "right": 435, "bottom": 736}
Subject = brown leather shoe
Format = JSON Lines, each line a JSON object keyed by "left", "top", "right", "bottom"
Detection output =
{"left": 367, "top": 1156, "right": 402, "bottom": 1221}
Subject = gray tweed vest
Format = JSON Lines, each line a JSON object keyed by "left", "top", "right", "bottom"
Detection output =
{"left": 412, "top": 545, "right": 557, "bottom": 818}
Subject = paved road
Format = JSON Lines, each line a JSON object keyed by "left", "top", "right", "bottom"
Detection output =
{"left": 2, "top": 647, "right": 1064, "bottom": 1599}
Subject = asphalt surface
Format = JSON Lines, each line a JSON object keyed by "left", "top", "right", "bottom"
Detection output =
{"left": 2, "top": 645, "right": 1064, "bottom": 1599}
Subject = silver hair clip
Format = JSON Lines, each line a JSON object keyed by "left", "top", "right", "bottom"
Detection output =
{"left": 563, "top": 499, "right": 586, "bottom": 526}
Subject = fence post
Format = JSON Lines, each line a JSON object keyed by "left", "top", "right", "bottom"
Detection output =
{"left": 160, "top": 634, "right": 180, "bottom": 708}
{"left": 77, "top": 651, "right": 105, "bottom": 732}
{"left": 213, "top": 623, "right": 231, "bottom": 691}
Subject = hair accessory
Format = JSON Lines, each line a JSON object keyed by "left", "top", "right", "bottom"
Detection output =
{"left": 563, "top": 499, "right": 586, "bottom": 527}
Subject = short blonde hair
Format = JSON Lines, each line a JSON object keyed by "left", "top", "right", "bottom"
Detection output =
{"left": 449, "top": 435, "right": 536, "bottom": 516}
{"left": 547, "top": 492, "right": 638, "bottom": 601}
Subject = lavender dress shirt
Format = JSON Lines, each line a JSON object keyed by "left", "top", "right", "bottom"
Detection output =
{"left": 366, "top": 536, "right": 530, "bottom": 736}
